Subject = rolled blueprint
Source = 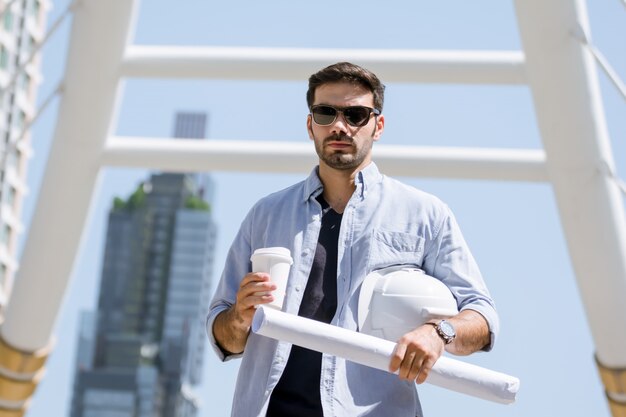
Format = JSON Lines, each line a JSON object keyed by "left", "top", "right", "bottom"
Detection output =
{"left": 251, "top": 306, "right": 519, "bottom": 404}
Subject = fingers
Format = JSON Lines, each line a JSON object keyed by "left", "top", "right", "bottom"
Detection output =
{"left": 390, "top": 343, "right": 431, "bottom": 382}
{"left": 389, "top": 328, "right": 444, "bottom": 384}
{"left": 235, "top": 273, "right": 277, "bottom": 314}
{"left": 239, "top": 272, "right": 272, "bottom": 290}
{"left": 416, "top": 356, "right": 437, "bottom": 385}
{"left": 399, "top": 349, "right": 418, "bottom": 380}
{"left": 389, "top": 342, "right": 407, "bottom": 374}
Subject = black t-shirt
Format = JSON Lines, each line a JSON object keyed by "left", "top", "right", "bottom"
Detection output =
{"left": 266, "top": 197, "right": 341, "bottom": 417}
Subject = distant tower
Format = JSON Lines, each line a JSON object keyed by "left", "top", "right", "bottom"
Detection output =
{"left": 69, "top": 113, "right": 216, "bottom": 417}
{"left": 173, "top": 112, "right": 207, "bottom": 139}
{"left": 173, "top": 111, "right": 213, "bottom": 200}
{"left": 0, "top": 0, "right": 51, "bottom": 310}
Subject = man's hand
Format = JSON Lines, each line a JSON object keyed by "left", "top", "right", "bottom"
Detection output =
{"left": 213, "top": 273, "right": 277, "bottom": 355}
{"left": 388, "top": 310, "right": 491, "bottom": 384}
{"left": 233, "top": 272, "right": 277, "bottom": 327}
{"left": 388, "top": 325, "right": 445, "bottom": 384}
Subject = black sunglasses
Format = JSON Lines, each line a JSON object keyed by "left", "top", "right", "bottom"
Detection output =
{"left": 310, "top": 105, "right": 380, "bottom": 127}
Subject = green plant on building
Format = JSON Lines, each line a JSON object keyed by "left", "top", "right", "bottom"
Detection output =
{"left": 184, "top": 195, "right": 210, "bottom": 211}
{"left": 113, "top": 183, "right": 147, "bottom": 211}
{"left": 113, "top": 182, "right": 210, "bottom": 212}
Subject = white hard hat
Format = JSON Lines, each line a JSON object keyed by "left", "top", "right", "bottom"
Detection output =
{"left": 358, "top": 266, "right": 459, "bottom": 342}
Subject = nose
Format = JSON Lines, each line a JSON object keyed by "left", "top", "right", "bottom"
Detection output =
{"left": 329, "top": 111, "right": 350, "bottom": 135}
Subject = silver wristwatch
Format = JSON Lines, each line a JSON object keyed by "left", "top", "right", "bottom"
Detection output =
{"left": 428, "top": 320, "right": 456, "bottom": 344}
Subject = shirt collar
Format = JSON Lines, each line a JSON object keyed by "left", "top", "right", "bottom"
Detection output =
{"left": 356, "top": 162, "right": 383, "bottom": 198}
{"left": 302, "top": 162, "right": 383, "bottom": 202}
{"left": 303, "top": 166, "right": 324, "bottom": 202}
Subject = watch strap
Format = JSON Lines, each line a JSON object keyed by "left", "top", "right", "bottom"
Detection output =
{"left": 427, "top": 320, "right": 455, "bottom": 344}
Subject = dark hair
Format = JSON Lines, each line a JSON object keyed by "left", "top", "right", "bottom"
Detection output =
{"left": 306, "top": 62, "right": 385, "bottom": 111}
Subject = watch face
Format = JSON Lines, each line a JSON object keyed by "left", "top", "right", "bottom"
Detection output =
{"left": 440, "top": 321, "right": 455, "bottom": 337}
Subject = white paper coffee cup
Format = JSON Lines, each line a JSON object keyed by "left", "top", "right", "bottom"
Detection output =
{"left": 250, "top": 247, "right": 293, "bottom": 310}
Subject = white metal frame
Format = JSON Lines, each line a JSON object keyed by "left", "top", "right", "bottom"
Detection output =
{"left": 1, "top": 0, "right": 625, "bottom": 413}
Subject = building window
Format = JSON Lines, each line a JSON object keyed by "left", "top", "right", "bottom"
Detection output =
{"left": 4, "top": 186, "right": 16, "bottom": 208}
{"left": 26, "top": 36, "right": 36, "bottom": 56}
{"left": 19, "top": 73, "right": 31, "bottom": 93}
{"left": 0, "top": 264, "right": 6, "bottom": 288}
{"left": 1, "top": 224, "right": 12, "bottom": 248}
{"left": 0, "top": 45, "right": 8, "bottom": 70}
{"left": 13, "top": 110, "right": 26, "bottom": 131}
{"left": 30, "top": 0, "right": 41, "bottom": 19}
{"left": 4, "top": 147, "right": 21, "bottom": 174}
{"left": 2, "top": 10, "right": 13, "bottom": 32}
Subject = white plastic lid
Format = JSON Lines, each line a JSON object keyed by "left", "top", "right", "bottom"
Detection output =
{"left": 250, "top": 247, "right": 293, "bottom": 263}
{"left": 252, "top": 247, "right": 291, "bottom": 256}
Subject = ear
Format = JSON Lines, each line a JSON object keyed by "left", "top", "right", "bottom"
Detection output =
{"left": 307, "top": 114, "right": 314, "bottom": 140}
{"left": 372, "top": 114, "right": 385, "bottom": 142}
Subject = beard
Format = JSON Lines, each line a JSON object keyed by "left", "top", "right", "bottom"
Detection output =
{"left": 314, "top": 132, "right": 374, "bottom": 171}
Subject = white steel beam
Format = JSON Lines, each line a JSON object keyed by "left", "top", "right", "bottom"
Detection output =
{"left": 121, "top": 46, "right": 526, "bottom": 85}
{"left": 102, "top": 136, "right": 548, "bottom": 182}
{"left": 0, "top": 0, "right": 137, "bottom": 351}
{"left": 514, "top": 0, "right": 626, "bottom": 404}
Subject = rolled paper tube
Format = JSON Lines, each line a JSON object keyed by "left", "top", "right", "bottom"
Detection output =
{"left": 251, "top": 306, "right": 519, "bottom": 404}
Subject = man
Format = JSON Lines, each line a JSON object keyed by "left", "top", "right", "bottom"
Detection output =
{"left": 207, "top": 62, "right": 499, "bottom": 417}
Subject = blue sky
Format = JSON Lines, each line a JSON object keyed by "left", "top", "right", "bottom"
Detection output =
{"left": 20, "top": 1, "right": 626, "bottom": 416}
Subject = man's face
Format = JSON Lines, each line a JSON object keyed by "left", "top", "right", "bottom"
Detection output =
{"left": 307, "top": 82, "right": 384, "bottom": 172}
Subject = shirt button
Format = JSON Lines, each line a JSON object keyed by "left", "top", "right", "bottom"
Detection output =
{"left": 302, "top": 248, "right": 311, "bottom": 256}
{"left": 295, "top": 286, "right": 301, "bottom": 292}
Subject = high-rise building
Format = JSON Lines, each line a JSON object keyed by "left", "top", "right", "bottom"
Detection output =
{"left": 0, "top": 0, "right": 50, "bottom": 309}
{"left": 70, "top": 113, "right": 216, "bottom": 417}
{"left": 173, "top": 112, "right": 207, "bottom": 140}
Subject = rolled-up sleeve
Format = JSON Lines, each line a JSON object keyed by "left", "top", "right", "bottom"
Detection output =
{"left": 206, "top": 207, "right": 255, "bottom": 361}
{"left": 424, "top": 206, "right": 500, "bottom": 351}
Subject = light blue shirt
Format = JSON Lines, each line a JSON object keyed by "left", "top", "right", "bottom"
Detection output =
{"left": 207, "top": 162, "right": 499, "bottom": 417}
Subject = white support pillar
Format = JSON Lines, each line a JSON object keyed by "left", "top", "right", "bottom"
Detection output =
{"left": 102, "top": 137, "right": 548, "bottom": 182}
{"left": 121, "top": 46, "right": 526, "bottom": 85}
{"left": 514, "top": 0, "right": 626, "bottom": 413}
{"left": 0, "top": 0, "right": 136, "bottom": 366}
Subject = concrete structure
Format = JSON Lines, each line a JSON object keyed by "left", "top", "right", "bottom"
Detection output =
{"left": 0, "top": 0, "right": 49, "bottom": 311}
{"left": 0, "top": 1, "right": 624, "bottom": 416}
{"left": 0, "top": 2, "right": 50, "bottom": 415}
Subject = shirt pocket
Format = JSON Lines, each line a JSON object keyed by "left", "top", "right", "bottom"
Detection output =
{"left": 367, "top": 229, "right": 425, "bottom": 272}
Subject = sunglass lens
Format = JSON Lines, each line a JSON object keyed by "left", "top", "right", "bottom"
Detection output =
{"left": 344, "top": 107, "right": 371, "bottom": 126}
{"left": 312, "top": 106, "right": 337, "bottom": 125}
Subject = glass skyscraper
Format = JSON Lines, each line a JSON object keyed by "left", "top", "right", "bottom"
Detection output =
{"left": 69, "top": 113, "right": 216, "bottom": 417}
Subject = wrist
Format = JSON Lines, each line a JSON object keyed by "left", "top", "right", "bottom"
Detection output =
{"left": 426, "top": 319, "right": 456, "bottom": 345}
{"left": 215, "top": 307, "right": 249, "bottom": 355}
{"left": 228, "top": 305, "right": 251, "bottom": 333}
